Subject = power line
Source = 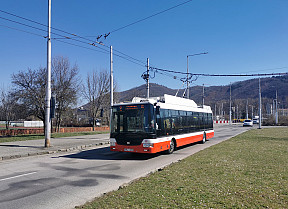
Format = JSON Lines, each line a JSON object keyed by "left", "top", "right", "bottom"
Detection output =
{"left": 193, "top": 72, "right": 288, "bottom": 77}
{"left": 87, "top": 0, "right": 194, "bottom": 40}
{"left": 0, "top": 9, "right": 104, "bottom": 46}
{"left": 150, "top": 66, "right": 288, "bottom": 77}
{"left": 0, "top": 12, "right": 146, "bottom": 67}
{"left": 0, "top": 24, "right": 45, "bottom": 38}
{"left": 0, "top": 10, "right": 147, "bottom": 66}
{"left": 55, "top": 39, "right": 110, "bottom": 54}
{"left": 110, "top": 0, "right": 194, "bottom": 34}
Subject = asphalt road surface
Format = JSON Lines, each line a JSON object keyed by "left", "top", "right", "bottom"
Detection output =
{"left": 0, "top": 124, "right": 251, "bottom": 209}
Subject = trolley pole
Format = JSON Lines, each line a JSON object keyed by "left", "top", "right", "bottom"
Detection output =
{"left": 45, "top": 0, "right": 52, "bottom": 147}
{"left": 146, "top": 58, "right": 149, "bottom": 99}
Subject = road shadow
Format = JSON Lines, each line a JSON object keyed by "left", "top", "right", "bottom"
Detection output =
{"left": 61, "top": 146, "right": 161, "bottom": 161}
{"left": 0, "top": 144, "right": 42, "bottom": 149}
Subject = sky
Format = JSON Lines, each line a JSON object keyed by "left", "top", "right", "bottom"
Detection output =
{"left": 1, "top": 0, "right": 288, "bottom": 96}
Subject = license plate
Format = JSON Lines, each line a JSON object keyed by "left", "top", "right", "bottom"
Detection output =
{"left": 124, "top": 148, "right": 134, "bottom": 152}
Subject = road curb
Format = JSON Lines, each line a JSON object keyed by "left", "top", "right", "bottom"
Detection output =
{"left": 0, "top": 141, "right": 110, "bottom": 161}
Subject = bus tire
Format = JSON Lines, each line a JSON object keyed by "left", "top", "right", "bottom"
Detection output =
{"left": 201, "top": 132, "right": 206, "bottom": 144}
{"left": 165, "top": 139, "right": 175, "bottom": 154}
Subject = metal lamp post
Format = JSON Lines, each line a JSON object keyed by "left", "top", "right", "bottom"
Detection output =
{"left": 186, "top": 52, "right": 208, "bottom": 99}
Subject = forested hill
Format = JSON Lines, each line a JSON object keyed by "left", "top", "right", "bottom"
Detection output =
{"left": 118, "top": 75, "right": 288, "bottom": 105}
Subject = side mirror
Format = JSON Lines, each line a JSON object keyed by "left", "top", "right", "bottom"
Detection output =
{"left": 156, "top": 106, "right": 160, "bottom": 115}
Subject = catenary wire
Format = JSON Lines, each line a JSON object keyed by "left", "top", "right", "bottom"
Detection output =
{"left": 0, "top": 10, "right": 147, "bottom": 66}
{"left": 99, "top": 0, "right": 194, "bottom": 35}
{"left": 0, "top": 24, "right": 45, "bottom": 38}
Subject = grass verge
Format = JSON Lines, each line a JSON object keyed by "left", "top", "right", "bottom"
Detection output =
{"left": 0, "top": 131, "right": 109, "bottom": 143}
{"left": 79, "top": 127, "right": 288, "bottom": 208}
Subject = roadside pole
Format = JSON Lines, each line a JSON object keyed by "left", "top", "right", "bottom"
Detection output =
{"left": 258, "top": 78, "right": 262, "bottom": 129}
{"left": 147, "top": 58, "right": 149, "bottom": 99}
{"left": 110, "top": 46, "right": 113, "bottom": 133}
{"left": 110, "top": 46, "right": 113, "bottom": 107}
{"left": 45, "top": 0, "right": 52, "bottom": 147}
{"left": 229, "top": 83, "right": 232, "bottom": 125}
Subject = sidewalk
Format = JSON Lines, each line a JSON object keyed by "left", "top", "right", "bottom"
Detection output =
{"left": 0, "top": 133, "right": 110, "bottom": 161}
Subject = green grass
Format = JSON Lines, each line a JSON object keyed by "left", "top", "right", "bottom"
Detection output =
{"left": 0, "top": 131, "right": 109, "bottom": 143}
{"left": 78, "top": 127, "right": 288, "bottom": 208}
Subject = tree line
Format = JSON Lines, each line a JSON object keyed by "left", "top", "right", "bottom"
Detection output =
{"left": 0, "top": 56, "right": 117, "bottom": 131}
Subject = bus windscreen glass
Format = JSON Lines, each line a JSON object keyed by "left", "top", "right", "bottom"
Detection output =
{"left": 111, "top": 104, "right": 155, "bottom": 136}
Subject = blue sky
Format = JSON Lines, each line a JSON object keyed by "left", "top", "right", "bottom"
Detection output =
{"left": 1, "top": 0, "right": 288, "bottom": 94}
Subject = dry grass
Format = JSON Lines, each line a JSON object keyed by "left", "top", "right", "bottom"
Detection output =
{"left": 79, "top": 127, "right": 288, "bottom": 208}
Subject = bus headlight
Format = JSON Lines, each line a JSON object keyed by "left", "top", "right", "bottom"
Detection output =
{"left": 110, "top": 142, "right": 116, "bottom": 146}
{"left": 143, "top": 143, "right": 154, "bottom": 148}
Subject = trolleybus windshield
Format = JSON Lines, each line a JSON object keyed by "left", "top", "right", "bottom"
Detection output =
{"left": 111, "top": 104, "right": 155, "bottom": 136}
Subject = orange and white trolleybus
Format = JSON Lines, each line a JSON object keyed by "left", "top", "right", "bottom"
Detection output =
{"left": 110, "top": 94, "right": 214, "bottom": 154}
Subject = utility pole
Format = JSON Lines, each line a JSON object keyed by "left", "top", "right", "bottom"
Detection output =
{"left": 45, "top": 0, "right": 52, "bottom": 148}
{"left": 229, "top": 83, "right": 232, "bottom": 125}
{"left": 237, "top": 105, "right": 239, "bottom": 121}
{"left": 258, "top": 78, "right": 262, "bottom": 129}
{"left": 110, "top": 46, "right": 113, "bottom": 107}
{"left": 202, "top": 84, "right": 205, "bottom": 106}
{"left": 186, "top": 52, "right": 208, "bottom": 99}
{"left": 186, "top": 56, "right": 189, "bottom": 99}
{"left": 275, "top": 90, "right": 278, "bottom": 124}
{"left": 214, "top": 103, "right": 216, "bottom": 120}
{"left": 146, "top": 58, "right": 149, "bottom": 99}
{"left": 110, "top": 46, "right": 113, "bottom": 131}
{"left": 222, "top": 103, "right": 224, "bottom": 121}
{"left": 246, "top": 100, "right": 249, "bottom": 119}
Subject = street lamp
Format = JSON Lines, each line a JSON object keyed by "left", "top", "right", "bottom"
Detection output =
{"left": 186, "top": 52, "right": 208, "bottom": 99}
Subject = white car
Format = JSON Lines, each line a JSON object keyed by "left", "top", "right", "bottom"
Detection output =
{"left": 243, "top": 119, "right": 253, "bottom": 127}
{"left": 253, "top": 119, "right": 259, "bottom": 124}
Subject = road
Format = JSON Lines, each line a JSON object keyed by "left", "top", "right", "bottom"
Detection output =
{"left": 0, "top": 124, "right": 251, "bottom": 209}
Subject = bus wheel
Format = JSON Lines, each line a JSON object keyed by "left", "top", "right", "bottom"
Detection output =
{"left": 201, "top": 132, "right": 206, "bottom": 144}
{"left": 166, "top": 139, "right": 175, "bottom": 154}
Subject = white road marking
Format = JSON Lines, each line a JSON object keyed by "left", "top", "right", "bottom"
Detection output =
{"left": 0, "top": 172, "right": 37, "bottom": 182}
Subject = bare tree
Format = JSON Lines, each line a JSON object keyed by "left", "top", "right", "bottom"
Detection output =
{"left": 83, "top": 70, "right": 111, "bottom": 130}
{"left": 52, "top": 56, "right": 80, "bottom": 131}
{"left": 11, "top": 68, "right": 47, "bottom": 127}
{"left": 11, "top": 56, "right": 80, "bottom": 133}
{"left": 0, "top": 87, "right": 17, "bottom": 130}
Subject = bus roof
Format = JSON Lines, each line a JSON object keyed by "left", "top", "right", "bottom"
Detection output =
{"left": 113, "top": 94, "right": 212, "bottom": 113}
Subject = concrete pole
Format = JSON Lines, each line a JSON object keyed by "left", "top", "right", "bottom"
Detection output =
{"left": 110, "top": 46, "right": 113, "bottom": 131}
{"left": 229, "top": 83, "right": 232, "bottom": 125}
{"left": 258, "top": 78, "right": 262, "bottom": 129}
{"left": 222, "top": 103, "right": 224, "bottom": 121}
{"left": 276, "top": 90, "right": 278, "bottom": 124}
{"left": 214, "top": 103, "right": 216, "bottom": 120}
{"left": 202, "top": 84, "right": 205, "bottom": 106}
{"left": 45, "top": 0, "right": 52, "bottom": 147}
{"left": 237, "top": 105, "right": 239, "bottom": 121}
{"left": 187, "top": 56, "right": 189, "bottom": 99}
{"left": 246, "top": 100, "right": 249, "bottom": 119}
{"left": 147, "top": 58, "right": 149, "bottom": 99}
{"left": 110, "top": 46, "right": 113, "bottom": 107}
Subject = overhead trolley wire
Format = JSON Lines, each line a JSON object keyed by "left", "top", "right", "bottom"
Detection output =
{"left": 109, "top": 0, "right": 194, "bottom": 34}
{"left": 150, "top": 66, "right": 288, "bottom": 77}
{"left": 0, "top": 10, "right": 147, "bottom": 67}
{"left": 0, "top": 24, "right": 45, "bottom": 38}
